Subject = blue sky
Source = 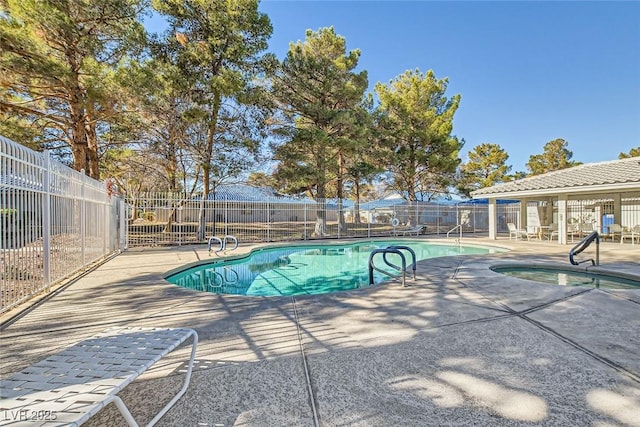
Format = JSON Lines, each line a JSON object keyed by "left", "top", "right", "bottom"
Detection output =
{"left": 258, "top": 0, "right": 640, "bottom": 173}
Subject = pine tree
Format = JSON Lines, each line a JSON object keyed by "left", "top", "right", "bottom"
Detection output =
{"left": 375, "top": 69, "right": 462, "bottom": 202}
{"left": 619, "top": 147, "right": 640, "bottom": 159}
{"left": 152, "top": 0, "right": 274, "bottom": 239}
{"left": 526, "top": 138, "right": 581, "bottom": 175}
{"left": 458, "top": 143, "right": 512, "bottom": 197}
{"left": 0, "top": 0, "right": 146, "bottom": 178}
{"left": 271, "top": 27, "right": 368, "bottom": 235}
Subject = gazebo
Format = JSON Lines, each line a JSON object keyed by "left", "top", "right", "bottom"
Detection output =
{"left": 471, "top": 157, "right": 640, "bottom": 244}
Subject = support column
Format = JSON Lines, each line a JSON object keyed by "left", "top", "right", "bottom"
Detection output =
{"left": 519, "top": 198, "right": 528, "bottom": 229}
{"left": 545, "top": 197, "right": 554, "bottom": 225}
{"left": 488, "top": 198, "right": 497, "bottom": 240}
{"left": 557, "top": 195, "right": 568, "bottom": 245}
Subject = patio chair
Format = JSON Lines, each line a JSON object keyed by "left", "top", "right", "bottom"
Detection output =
{"left": 507, "top": 222, "right": 529, "bottom": 240}
{"left": 579, "top": 222, "right": 596, "bottom": 237}
{"left": 545, "top": 223, "right": 559, "bottom": 240}
{"left": 621, "top": 225, "right": 640, "bottom": 245}
{"left": 567, "top": 222, "right": 581, "bottom": 242}
{"left": 607, "top": 224, "right": 624, "bottom": 242}
{"left": 525, "top": 226, "right": 540, "bottom": 240}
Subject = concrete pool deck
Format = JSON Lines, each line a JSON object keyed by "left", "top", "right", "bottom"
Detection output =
{"left": 1, "top": 237, "right": 639, "bottom": 426}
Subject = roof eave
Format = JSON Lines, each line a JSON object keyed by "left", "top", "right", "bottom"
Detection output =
{"left": 472, "top": 182, "right": 640, "bottom": 199}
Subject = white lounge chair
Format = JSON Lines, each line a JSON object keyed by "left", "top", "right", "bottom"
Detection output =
{"left": 621, "top": 225, "right": 640, "bottom": 245}
{"left": 0, "top": 327, "right": 198, "bottom": 427}
{"left": 507, "top": 222, "right": 529, "bottom": 240}
{"left": 545, "top": 223, "right": 559, "bottom": 240}
{"left": 607, "top": 224, "right": 624, "bottom": 242}
{"left": 398, "top": 225, "right": 424, "bottom": 236}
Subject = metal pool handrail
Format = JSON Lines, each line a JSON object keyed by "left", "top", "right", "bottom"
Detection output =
{"left": 447, "top": 224, "right": 463, "bottom": 239}
{"left": 369, "top": 246, "right": 416, "bottom": 287}
{"left": 569, "top": 231, "right": 600, "bottom": 266}
{"left": 208, "top": 235, "right": 239, "bottom": 254}
{"left": 384, "top": 245, "right": 417, "bottom": 280}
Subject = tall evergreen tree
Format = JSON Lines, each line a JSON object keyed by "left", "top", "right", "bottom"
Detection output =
{"left": 526, "top": 138, "right": 581, "bottom": 175}
{"left": 0, "top": 0, "right": 146, "bottom": 178}
{"left": 375, "top": 69, "right": 462, "bottom": 203}
{"left": 458, "top": 143, "right": 512, "bottom": 197}
{"left": 619, "top": 146, "right": 640, "bottom": 159}
{"left": 152, "top": 0, "right": 274, "bottom": 239}
{"left": 271, "top": 27, "right": 368, "bottom": 236}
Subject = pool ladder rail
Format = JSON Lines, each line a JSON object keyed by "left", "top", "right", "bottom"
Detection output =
{"left": 368, "top": 245, "right": 417, "bottom": 287}
{"left": 446, "top": 224, "right": 463, "bottom": 240}
{"left": 569, "top": 231, "right": 600, "bottom": 266}
{"left": 208, "top": 235, "right": 239, "bottom": 254}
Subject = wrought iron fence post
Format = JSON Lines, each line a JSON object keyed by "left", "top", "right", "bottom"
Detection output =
{"left": 337, "top": 198, "right": 341, "bottom": 239}
{"left": 176, "top": 193, "right": 181, "bottom": 247}
{"left": 267, "top": 200, "right": 270, "bottom": 242}
{"left": 303, "top": 202, "right": 307, "bottom": 240}
{"left": 80, "top": 171, "right": 86, "bottom": 266}
{"left": 119, "top": 198, "right": 127, "bottom": 251}
{"left": 42, "top": 150, "right": 51, "bottom": 290}
{"left": 103, "top": 181, "right": 108, "bottom": 254}
{"left": 224, "top": 195, "right": 229, "bottom": 237}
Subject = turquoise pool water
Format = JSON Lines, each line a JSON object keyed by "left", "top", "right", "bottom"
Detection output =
{"left": 166, "top": 240, "right": 498, "bottom": 296}
{"left": 492, "top": 266, "right": 640, "bottom": 289}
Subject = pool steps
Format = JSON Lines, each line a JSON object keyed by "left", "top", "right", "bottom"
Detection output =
{"left": 208, "top": 235, "right": 239, "bottom": 254}
{"left": 368, "top": 245, "right": 417, "bottom": 287}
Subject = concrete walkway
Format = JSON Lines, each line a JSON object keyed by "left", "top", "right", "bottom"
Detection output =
{"left": 1, "top": 238, "right": 639, "bottom": 426}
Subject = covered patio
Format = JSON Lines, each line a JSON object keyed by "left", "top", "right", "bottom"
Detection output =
{"left": 471, "top": 157, "right": 640, "bottom": 244}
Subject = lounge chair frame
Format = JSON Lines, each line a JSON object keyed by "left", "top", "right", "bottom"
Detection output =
{"left": 389, "top": 225, "right": 424, "bottom": 236}
{"left": 621, "top": 225, "right": 640, "bottom": 245}
{"left": 0, "top": 327, "right": 198, "bottom": 427}
{"left": 507, "top": 222, "right": 531, "bottom": 240}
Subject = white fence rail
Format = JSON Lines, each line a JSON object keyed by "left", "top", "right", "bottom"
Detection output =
{"left": 124, "top": 192, "right": 494, "bottom": 246}
{"left": 1, "top": 136, "right": 125, "bottom": 314}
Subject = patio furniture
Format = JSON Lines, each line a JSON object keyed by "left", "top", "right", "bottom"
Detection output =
{"left": 579, "top": 222, "right": 596, "bottom": 236}
{"left": 621, "top": 225, "right": 640, "bottom": 245}
{"left": 0, "top": 326, "right": 198, "bottom": 427}
{"left": 607, "top": 224, "right": 624, "bottom": 242}
{"left": 397, "top": 225, "right": 424, "bottom": 236}
{"left": 525, "top": 226, "right": 540, "bottom": 240}
{"left": 507, "top": 223, "right": 529, "bottom": 240}
{"left": 568, "top": 222, "right": 581, "bottom": 242}
{"left": 545, "top": 223, "right": 559, "bottom": 240}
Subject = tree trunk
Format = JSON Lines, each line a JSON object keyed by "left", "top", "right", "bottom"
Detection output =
{"left": 197, "top": 170, "right": 210, "bottom": 241}
{"left": 85, "top": 103, "right": 100, "bottom": 179}
{"left": 69, "top": 95, "right": 90, "bottom": 174}
{"left": 197, "top": 92, "right": 221, "bottom": 241}
{"left": 354, "top": 181, "right": 361, "bottom": 225}
{"left": 67, "top": 56, "right": 91, "bottom": 176}
{"left": 336, "top": 151, "right": 346, "bottom": 233}
{"left": 314, "top": 183, "right": 327, "bottom": 237}
{"left": 166, "top": 104, "right": 180, "bottom": 191}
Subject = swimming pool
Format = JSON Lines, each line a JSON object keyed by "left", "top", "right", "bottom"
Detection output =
{"left": 491, "top": 266, "right": 640, "bottom": 290}
{"left": 166, "top": 240, "right": 499, "bottom": 296}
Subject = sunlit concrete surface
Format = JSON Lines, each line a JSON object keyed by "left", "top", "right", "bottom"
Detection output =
{"left": 1, "top": 237, "right": 639, "bottom": 426}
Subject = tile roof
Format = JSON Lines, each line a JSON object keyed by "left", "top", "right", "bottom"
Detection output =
{"left": 471, "top": 157, "right": 640, "bottom": 198}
